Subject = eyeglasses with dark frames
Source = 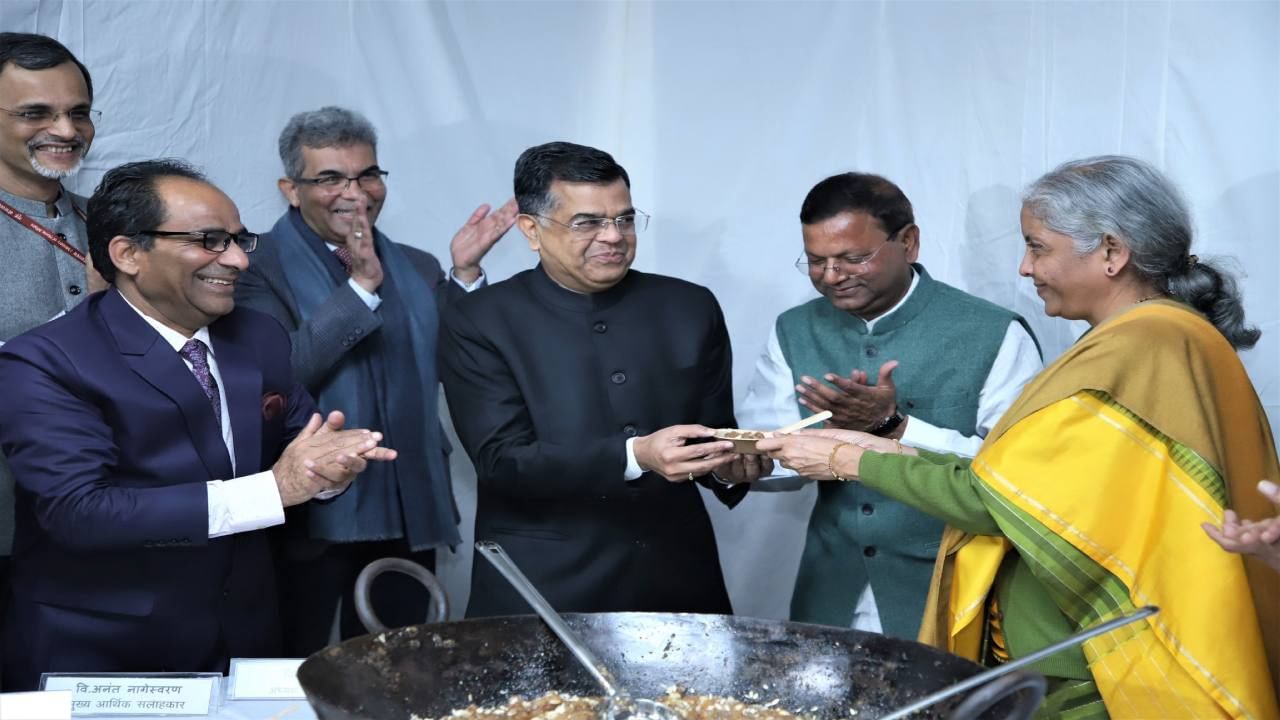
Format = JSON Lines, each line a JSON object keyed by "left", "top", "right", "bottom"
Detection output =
{"left": 134, "top": 230, "right": 259, "bottom": 253}
{"left": 291, "top": 170, "right": 389, "bottom": 193}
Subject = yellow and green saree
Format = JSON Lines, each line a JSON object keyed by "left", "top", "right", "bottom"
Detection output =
{"left": 880, "top": 301, "right": 1278, "bottom": 719}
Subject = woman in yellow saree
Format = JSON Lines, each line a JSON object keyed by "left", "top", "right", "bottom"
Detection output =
{"left": 759, "top": 156, "right": 1279, "bottom": 720}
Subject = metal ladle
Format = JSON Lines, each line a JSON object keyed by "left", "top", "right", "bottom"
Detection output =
{"left": 475, "top": 541, "right": 683, "bottom": 720}
{"left": 880, "top": 604, "right": 1159, "bottom": 720}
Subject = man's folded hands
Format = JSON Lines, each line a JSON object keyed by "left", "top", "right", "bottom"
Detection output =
{"left": 273, "top": 410, "right": 398, "bottom": 506}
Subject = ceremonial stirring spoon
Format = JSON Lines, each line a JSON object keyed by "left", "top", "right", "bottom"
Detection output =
{"left": 475, "top": 541, "right": 682, "bottom": 720}
{"left": 714, "top": 410, "right": 833, "bottom": 454}
{"left": 771, "top": 410, "right": 833, "bottom": 435}
{"left": 878, "top": 605, "right": 1159, "bottom": 720}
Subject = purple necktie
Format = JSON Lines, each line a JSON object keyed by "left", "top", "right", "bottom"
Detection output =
{"left": 179, "top": 338, "right": 222, "bottom": 426}
{"left": 333, "top": 246, "right": 353, "bottom": 274}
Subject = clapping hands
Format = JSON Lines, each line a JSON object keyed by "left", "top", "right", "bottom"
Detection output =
{"left": 273, "top": 411, "right": 398, "bottom": 506}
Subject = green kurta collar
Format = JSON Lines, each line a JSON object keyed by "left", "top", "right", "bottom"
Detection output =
{"left": 818, "top": 263, "right": 939, "bottom": 336}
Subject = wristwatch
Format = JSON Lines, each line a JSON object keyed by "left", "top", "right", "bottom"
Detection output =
{"left": 868, "top": 409, "right": 906, "bottom": 437}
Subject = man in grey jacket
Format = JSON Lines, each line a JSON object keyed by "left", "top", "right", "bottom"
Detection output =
{"left": 235, "top": 106, "right": 515, "bottom": 654}
{"left": 0, "top": 33, "right": 108, "bottom": 665}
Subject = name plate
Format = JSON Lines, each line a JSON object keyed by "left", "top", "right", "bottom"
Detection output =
{"left": 0, "top": 690, "right": 72, "bottom": 720}
{"left": 227, "top": 658, "right": 306, "bottom": 700}
{"left": 41, "top": 673, "right": 219, "bottom": 716}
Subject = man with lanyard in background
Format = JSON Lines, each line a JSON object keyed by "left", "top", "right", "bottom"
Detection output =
{"left": 0, "top": 33, "right": 106, "bottom": 685}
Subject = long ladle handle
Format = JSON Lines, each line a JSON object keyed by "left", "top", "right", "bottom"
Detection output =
{"left": 879, "top": 605, "right": 1158, "bottom": 720}
{"left": 475, "top": 541, "right": 622, "bottom": 698}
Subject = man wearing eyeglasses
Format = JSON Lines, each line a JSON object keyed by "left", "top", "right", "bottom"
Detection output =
{"left": 441, "top": 141, "right": 763, "bottom": 617}
{"left": 0, "top": 34, "right": 105, "bottom": 333}
{"left": 737, "top": 172, "right": 1041, "bottom": 638}
{"left": 0, "top": 159, "right": 397, "bottom": 688}
{"left": 235, "top": 106, "right": 516, "bottom": 653}
{"left": 0, "top": 32, "right": 110, "bottom": 676}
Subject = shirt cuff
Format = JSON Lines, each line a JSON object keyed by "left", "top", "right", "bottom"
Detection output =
{"left": 899, "top": 415, "right": 920, "bottom": 442}
{"left": 451, "top": 268, "right": 487, "bottom": 292}
{"left": 346, "top": 277, "right": 382, "bottom": 310}
{"left": 207, "top": 472, "right": 286, "bottom": 538}
{"left": 899, "top": 414, "right": 984, "bottom": 458}
{"left": 623, "top": 437, "right": 644, "bottom": 481}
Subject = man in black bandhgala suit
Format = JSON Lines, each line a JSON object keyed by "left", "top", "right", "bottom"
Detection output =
{"left": 441, "top": 141, "right": 765, "bottom": 617}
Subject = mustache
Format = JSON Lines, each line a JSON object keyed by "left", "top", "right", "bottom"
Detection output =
{"left": 26, "top": 133, "right": 89, "bottom": 153}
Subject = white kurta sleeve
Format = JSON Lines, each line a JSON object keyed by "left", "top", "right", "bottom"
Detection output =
{"left": 898, "top": 320, "right": 1041, "bottom": 457}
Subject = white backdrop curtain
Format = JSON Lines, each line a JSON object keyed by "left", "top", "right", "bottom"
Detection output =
{"left": 3, "top": 0, "right": 1276, "bottom": 620}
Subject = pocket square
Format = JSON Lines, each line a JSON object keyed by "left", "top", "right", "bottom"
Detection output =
{"left": 261, "top": 392, "right": 286, "bottom": 421}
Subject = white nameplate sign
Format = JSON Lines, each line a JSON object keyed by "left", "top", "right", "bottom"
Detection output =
{"left": 0, "top": 690, "right": 72, "bottom": 720}
{"left": 41, "top": 674, "right": 219, "bottom": 716}
{"left": 227, "top": 658, "right": 306, "bottom": 700}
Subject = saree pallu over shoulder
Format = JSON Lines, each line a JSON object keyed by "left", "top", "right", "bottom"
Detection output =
{"left": 919, "top": 301, "right": 1280, "bottom": 719}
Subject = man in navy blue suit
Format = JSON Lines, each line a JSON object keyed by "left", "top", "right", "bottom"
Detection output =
{"left": 0, "top": 159, "right": 396, "bottom": 690}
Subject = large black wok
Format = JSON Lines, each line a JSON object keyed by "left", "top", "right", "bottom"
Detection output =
{"left": 297, "top": 612, "right": 1030, "bottom": 720}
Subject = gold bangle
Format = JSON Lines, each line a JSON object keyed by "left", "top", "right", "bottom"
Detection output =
{"left": 828, "top": 442, "right": 852, "bottom": 481}
{"left": 893, "top": 439, "right": 903, "bottom": 454}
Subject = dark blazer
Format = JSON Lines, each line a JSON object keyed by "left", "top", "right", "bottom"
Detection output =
{"left": 234, "top": 212, "right": 462, "bottom": 549}
{"left": 0, "top": 289, "right": 314, "bottom": 690}
{"left": 234, "top": 213, "right": 463, "bottom": 393}
{"left": 441, "top": 266, "right": 747, "bottom": 617}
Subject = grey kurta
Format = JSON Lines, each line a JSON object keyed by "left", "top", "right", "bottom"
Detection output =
{"left": 0, "top": 187, "right": 91, "bottom": 557}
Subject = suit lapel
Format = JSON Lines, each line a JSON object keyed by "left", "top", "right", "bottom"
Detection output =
{"left": 210, "top": 317, "right": 262, "bottom": 475}
{"left": 101, "top": 289, "right": 234, "bottom": 480}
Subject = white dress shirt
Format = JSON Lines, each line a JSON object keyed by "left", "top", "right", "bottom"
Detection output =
{"left": 120, "top": 294, "right": 286, "bottom": 538}
{"left": 119, "top": 255, "right": 483, "bottom": 538}
{"left": 736, "top": 270, "right": 1042, "bottom": 631}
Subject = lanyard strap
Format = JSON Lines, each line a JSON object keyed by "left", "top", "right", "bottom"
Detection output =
{"left": 0, "top": 194, "right": 87, "bottom": 265}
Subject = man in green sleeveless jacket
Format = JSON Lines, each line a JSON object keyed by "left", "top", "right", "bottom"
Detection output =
{"left": 739, "top": 172, "right": 1041, "bottom": 638}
